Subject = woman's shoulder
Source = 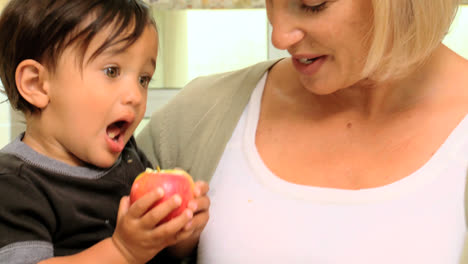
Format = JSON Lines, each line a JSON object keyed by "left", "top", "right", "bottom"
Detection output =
{"left": 432, "top": 46, "right": 468, "bottom": 111}
{"left": 177, "top": 59, "right": 281, "bottom": 100}
{"left": 136, "top": 59, "right": 281, "bottom": 169}
{"left": 448, "top": 49, "right": 468, "bottom": 110}
{"left": 151, "top": 59, "right": 281, "bottom": 125}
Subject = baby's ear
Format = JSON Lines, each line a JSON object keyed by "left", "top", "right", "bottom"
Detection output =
{"left": 15, "top": 59, "right": 49, "bottom": 109}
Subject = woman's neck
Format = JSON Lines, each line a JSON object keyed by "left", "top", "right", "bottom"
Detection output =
{"left": 275, "top": 44, "right": 458, "bottom": 122}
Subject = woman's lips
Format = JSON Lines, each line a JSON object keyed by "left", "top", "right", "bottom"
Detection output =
{"left": 292, "top": 55, "right": 327, "bottom": 76}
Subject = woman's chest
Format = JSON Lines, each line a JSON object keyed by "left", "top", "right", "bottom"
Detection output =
{"left": 198, "top": 144, "right": 466, "bottom": 264}
{"left": 255, "top": 112, "right": 466, "bottom": 189}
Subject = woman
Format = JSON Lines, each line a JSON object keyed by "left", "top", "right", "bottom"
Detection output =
{"left": 137, "top": 0, "right": 468, "bottom": 263}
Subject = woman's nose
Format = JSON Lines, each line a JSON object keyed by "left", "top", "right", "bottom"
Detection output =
{"left": 269, "top": 12, "right": 304, "bottom": 50}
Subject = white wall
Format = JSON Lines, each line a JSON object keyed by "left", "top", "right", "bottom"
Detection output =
{"left": 186, "top": 9, "right": 268, "bottom": 81}
{"left": 444, "top": 5, "right": 468, "bottom": 59}
{"left": 149, "top": 9, "right": 268, "bottom": 89}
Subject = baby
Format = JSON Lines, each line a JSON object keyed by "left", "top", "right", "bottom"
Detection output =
{"left": 0, "top": 0, "right": 209, "bottom": 263}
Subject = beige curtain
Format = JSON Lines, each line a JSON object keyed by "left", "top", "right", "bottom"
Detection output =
{"left": 146, "top": 0, "right": 264, "bottom": 9}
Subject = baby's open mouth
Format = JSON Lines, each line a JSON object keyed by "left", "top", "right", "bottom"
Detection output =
{"left": 107, "top": 121, "right": 128, "bottom": 142}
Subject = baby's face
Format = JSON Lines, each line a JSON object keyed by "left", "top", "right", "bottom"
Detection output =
{"left": 40, "top": 24, "right": 159, "bottom": 168}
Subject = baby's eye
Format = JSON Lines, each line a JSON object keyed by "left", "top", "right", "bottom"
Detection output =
{"left": 139, "top": 76, "right": 151, "bottom": 88}
{"left": 104, "top": 66, "right": 120, "bottom": 78}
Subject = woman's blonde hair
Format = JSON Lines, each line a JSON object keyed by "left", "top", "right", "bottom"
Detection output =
{"left": 364, "top": 0, "right": 460, "bottom": 81}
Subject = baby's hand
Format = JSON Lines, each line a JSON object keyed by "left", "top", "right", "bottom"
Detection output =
{"left": 167, "top": 181, "right": 210, "bottom": 258}
{"left": 111, "top": 189, "right": 193, "bottom": 264}
{"left": 184, "top": 181, "right": 210, "bottom": 238}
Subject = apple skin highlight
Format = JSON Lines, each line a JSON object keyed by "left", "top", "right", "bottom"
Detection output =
{"left": 130, "top": 167, "right": 195, "bottom": 223}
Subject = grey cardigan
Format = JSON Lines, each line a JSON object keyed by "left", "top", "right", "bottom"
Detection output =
{"left": 136, "top": 59, "right": 468, "bottom": 263}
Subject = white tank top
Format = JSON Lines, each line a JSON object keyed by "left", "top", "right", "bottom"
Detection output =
{"left": 197, "top": 73, "right": 468, "bottom": 264}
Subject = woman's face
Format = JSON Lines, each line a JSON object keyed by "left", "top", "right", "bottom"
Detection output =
{"left": 266, "top": 0, "right": 374, "bottom": 94}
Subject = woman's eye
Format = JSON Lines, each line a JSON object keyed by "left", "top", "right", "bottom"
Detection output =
{"left": 139, "top": 76, "right": 151, "bottom": 88}
{"left": 301, "top": 2, "right": 327, "bottom": 13}
{"left": 104, "top": 67, "right": 120, "bottom": 78}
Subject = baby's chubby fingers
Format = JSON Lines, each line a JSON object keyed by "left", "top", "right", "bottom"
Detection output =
{"left": 140, "top": 194, "right": 191, "bottom": 228}
{"left": 187, "top": 181, "right": 210, "bottom": 214}
{"left": 183, "top": 205, "right": 209, "bottom": 233}
{"left": 116, "top": 196, "right": 130, "bottom": 220}
{"left": 187, "top": 195, "right": 210, "bottom": 213}
{"left": 192, "top": 181, "right": 209, "bottom": 198}
{"left": 127, "top": 187, "right": 164, "bottom": 218}
{"left": 184, "top": 182, "right": 210, "bottom": 233}
{"left": 150, "top": 208, "right": 194, "bottom": 244}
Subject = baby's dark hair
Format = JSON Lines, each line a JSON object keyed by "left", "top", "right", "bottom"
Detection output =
{"left": 0, "top": 0, "right": 156, "bottom": 113}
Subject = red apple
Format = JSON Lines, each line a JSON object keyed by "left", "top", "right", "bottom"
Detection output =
{"left": 129, "top": 167, "right": 195, "bottom": 224}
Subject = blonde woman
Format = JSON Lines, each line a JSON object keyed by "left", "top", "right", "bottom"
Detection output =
{"left": 137, "top": 0, "right": 468, "bottom": 263}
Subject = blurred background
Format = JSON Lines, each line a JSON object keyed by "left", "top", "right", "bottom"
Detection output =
{"left": 1, "top": 1, "right": 468, "bottom": 148}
